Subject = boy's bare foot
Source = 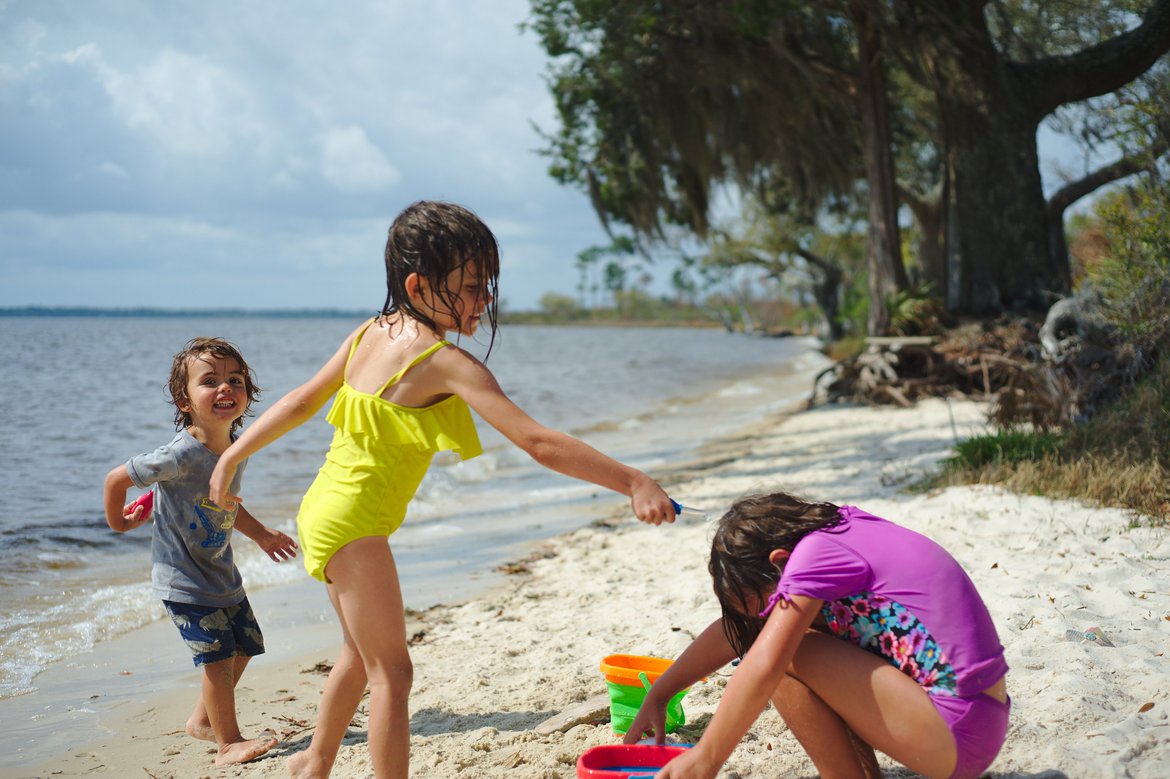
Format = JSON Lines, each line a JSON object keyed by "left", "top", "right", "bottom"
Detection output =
{"left": 214, "top": 731, "right": 279, "bottom": 767}
{"left": 287, "top": 749, "right": 330, "bottom": 778}
{"left": 185, "top": 715, "right": 216, "bottom": 743}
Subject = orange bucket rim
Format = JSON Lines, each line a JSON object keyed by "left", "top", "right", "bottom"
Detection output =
{"left": 599, "top": 655, "right": 673, "bottom": 686}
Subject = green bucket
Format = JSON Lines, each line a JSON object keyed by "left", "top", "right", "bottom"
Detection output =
{"left": 605, "top": 671, "right": 688, "bottom": 734}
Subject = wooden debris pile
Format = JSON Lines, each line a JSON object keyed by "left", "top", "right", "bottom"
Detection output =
{"left": 812, "top": 311, "right": 1149, "bottom": 432}
{"left": 811, "top": 319, "right": 1064, "bottom": 423}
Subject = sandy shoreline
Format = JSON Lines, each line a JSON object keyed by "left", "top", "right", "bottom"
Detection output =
{"left": 16, "top": 396, "right": 1170, "bottom": 778}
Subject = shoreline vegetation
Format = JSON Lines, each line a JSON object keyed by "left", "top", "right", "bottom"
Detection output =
{"left": 0, "top": 305, "right": 795, "bottom": 333}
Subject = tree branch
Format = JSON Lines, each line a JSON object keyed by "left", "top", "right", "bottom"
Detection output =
{"left": 1046, "top": 140, "right": 1169, "bottom": 218}
{"left": 794, "top": 248, "right": 844, "bottom": 282}
{"left": 1021, "top": 0, "right": 1170, "bottom": 117}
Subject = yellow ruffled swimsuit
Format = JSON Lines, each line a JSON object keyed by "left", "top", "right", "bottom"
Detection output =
{"left": 296, "top": 325, "right": 481, "bottom": 582}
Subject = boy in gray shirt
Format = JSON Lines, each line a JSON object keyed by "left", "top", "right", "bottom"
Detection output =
{"left": 104, "top": 337, "right": 298, "bottom": 767}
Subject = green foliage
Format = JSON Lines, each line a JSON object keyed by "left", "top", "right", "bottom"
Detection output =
{"left": 927, "top": 355, "right": 1169, "bottom": 522}
{"left": 538, "top": 292, "right": 580, "bottom": 320}
{"left": 930, "top": 171, "right": 1170, "bottom": 522}
{"left": 1091, "top": 185, "right": 1170, "bottom": 352}
{"left": 837, "top": 269, "right": 869, "bottom": 337}
{"left": 526, "top": 0, "right": 865, "bottom": 239}
{"left": 1063, "top": 350, "right": 1170, "bottom": 469}
{"left": 945, "top": 430, "right": 1061, "bottom": 470}
{"left": 885, "top": 284, "right": 947, "bottom": 336}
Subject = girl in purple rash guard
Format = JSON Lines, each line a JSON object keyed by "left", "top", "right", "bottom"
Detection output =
{"left": 624, "top": 492, "right": 1009, "bottom": 779}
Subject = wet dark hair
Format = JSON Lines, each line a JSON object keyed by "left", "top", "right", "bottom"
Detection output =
{"left": 381, "top": 200, "right": 500, "bottom": 355}
{"left": 167, "top": 337, "right": 261, "bottom": 435}
{"left": 709, "top": 491, "right": 843, "bottom": 657}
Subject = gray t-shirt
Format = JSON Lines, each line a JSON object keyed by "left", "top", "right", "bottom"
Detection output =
{"left": 126, "top": 429, "right": 248, "bottom": 607}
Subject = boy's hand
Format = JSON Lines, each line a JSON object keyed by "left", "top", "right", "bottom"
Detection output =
{"left": 254, "top": 526, "right": 299, "bottom": 563}
{"left": 121, "top": 499, "right": 152, "bottom": 531}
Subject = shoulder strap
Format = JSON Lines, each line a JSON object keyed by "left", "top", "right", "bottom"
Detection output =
{"left": 374, "top": 340, "right": 450, "bottom": 396}
{"left": 341, "top": 319, "right": 378, "bottom": 384}
{"left": 346, "top": 319, "right": 377, "bottom": 365}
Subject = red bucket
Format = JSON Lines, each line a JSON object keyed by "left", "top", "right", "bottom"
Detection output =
{"left": 576, "top": 744, "right": 690, "bottom": 778}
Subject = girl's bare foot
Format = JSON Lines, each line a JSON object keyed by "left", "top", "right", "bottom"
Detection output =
{"left": 287, "top": 748, "right": 331, "bottom": 778}
{"left": 214, "top": 731, "right": 279, "bottom": 766}
{"left": 185, "top": 715, "right": 216, "bottom": 743}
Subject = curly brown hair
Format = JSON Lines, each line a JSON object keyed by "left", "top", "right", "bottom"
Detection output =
{"left": 381, "top": 200, "right": 500, "bottom": 356}
{"left": 709, "top": 491, "right": 843, "bottom": 657}
{"left": 166, "top": 337, "right": 261, "bottom": 435}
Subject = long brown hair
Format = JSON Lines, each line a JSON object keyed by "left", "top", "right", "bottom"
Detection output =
{"left": 709, "top": 491, "right": 842, "bottom": 657}
{"left": 381, "top": 200, "right": 500, "bottom": 355}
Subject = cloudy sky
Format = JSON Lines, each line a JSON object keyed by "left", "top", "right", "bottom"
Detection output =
{"left": 0, "top": 0, "right": 628, "bottom": 312}
{"left": 1, "top": 2, "right": 1095, "bottom": 314}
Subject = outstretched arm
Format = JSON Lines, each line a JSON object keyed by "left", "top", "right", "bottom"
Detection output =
{"left": 656, "top": 596, "right": 822, "bottom": 779}
{"left": 103, "top": 464, "right": 151, "bottom": 533}
{"left": 438, "top": 348, "right": 676, "bottom": 525}
{"left": 232, "top": 505, "right": 299, "bottom": 562}
{"left": 209, "top": 324, "right": 360, "bottom": 507}
{"left": 623, "top": 618, "right": 738, "bottom": 745}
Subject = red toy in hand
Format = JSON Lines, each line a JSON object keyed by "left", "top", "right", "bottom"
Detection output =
{"left": 127, "top": 489, "right": 154, "bottom": 519}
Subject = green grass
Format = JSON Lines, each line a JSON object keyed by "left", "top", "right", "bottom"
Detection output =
{"left": 946, "top": 430, "right": 1061, "bottom": 469}
{"left": 925, "top": 353, "right": 1169, "bottom": 525}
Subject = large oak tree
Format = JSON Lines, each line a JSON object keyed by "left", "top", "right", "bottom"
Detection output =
{"left": 531, "top": 0, "right": 1170, "bottom": 327}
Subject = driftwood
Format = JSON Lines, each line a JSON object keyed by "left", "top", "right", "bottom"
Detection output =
{"left": 533, "top": 694, "right": 612, "bottom": 734}
{"left": 813, "top": 295, "right": 1154, "bottom": 431}
{"left": 811, "top": 328, "right": 1035, "bottom": 409}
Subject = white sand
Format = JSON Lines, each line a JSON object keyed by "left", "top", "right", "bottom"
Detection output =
{"left": 23, "top": 397, "right": 1169, "bottom": 778}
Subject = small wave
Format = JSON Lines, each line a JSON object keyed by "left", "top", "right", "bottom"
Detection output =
{"left": 0, "top": 579, "right": 158, "bottom": 700}
{"left": 33, "top": 552, "right": 85, "bottom": 570}
{"left": 411, "top": 522, "right": 464, "bottom": 538}
{"left": 716, "top": 380, "right": 765, "bottom": 398}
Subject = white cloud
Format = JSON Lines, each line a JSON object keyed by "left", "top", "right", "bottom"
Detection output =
{"left": 321, "top": 125, "right": 401, "bottom": 193}
{"left": 77, "top": 45, "right": 267, "bottom": 157}
{"left": 96, "top": 161, "right": 128, "bottom": 179}
{"left": 0, "top": 0, "right": 616, "bottom": 310}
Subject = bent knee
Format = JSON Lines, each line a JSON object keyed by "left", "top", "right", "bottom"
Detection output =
{"left": 367, "top": 657, "right": 414, "bottom": 696}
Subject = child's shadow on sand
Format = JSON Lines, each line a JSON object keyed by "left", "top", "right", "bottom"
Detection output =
{"left": 410, "top": 707, "right": 547, "bottom": 736}
{"left": 260, "top": 710, "right": 544, "bottom": 757}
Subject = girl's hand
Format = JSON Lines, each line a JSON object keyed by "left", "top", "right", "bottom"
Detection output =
{"left": 654, "top": 748, "right": 720, "bottom": 779}
{"left": 209, "top": 458, "right": 240, "bottom": 509}
{"left": 622, "top": 693, "right": 668, "bottom": 746}
{"left": 630, "top": 477, "right": 676, "bottom": 526}
{"left": 254, "top": 526, "right": 299, "bottom": 563}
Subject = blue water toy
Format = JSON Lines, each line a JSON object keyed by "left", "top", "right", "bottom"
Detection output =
{"left": 670, "top": 499, "right": 709, "bottom": 521}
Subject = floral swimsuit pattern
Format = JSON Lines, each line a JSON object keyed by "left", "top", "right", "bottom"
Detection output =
{"left": 822, "top": 591, "right": 958, "bottom": 696}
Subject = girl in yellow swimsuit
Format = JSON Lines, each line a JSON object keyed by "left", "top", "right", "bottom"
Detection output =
{"left": 209, "top": 200, "right": 676, "bottom": 779}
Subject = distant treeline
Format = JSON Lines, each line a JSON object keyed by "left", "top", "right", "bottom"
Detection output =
{"left": 0, "top": 306, "right": 370, "bottom": 318}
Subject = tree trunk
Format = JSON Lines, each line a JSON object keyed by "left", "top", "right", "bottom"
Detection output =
{"left": 941, "top": 96, "right": 1057, "bottom": 313}
{"left": 900, "top": 183, "right": 945, "bottom": 294}
{"left": 920, "top": 31, "right": 1060, "bottom": 313}
{"left": 901, "top": 0, "right": 1170, "bottom": 315}
{"left": 797, "top": 249, "right": 845, "bottom": 341}
{"left": 852, "top": 1, "right": 908, "bottom": 334}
